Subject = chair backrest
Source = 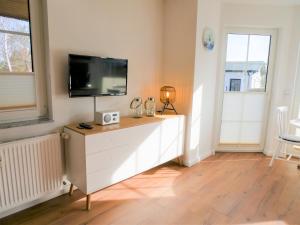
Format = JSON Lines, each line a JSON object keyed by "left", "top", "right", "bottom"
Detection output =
{"left": 277, "top": 106, "right": 288, "bottom": 138}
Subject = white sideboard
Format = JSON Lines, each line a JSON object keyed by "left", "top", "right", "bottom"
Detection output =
{"left": 64, "top": 115, "right": 185, "bottom": 209}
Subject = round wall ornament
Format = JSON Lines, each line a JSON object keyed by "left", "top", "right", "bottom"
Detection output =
{"left": 202, "top": 27, "right": 215, "bottom": 51}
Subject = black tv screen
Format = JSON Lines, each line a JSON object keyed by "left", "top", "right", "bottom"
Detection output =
{"left": 69, "top": 54, "right": 128, "bottom": 97}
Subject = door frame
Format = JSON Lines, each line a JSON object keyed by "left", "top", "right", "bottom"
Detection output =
{"left": 213, "top": 27, "right": 278, "bottom": 153}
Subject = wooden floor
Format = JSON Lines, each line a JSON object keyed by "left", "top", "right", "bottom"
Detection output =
{"left": 1, "top": 153, "right": 300, "bottom": 225}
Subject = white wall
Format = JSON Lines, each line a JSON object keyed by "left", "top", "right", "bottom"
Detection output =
{"left": 290, "top": 7, "right": 300, "bottom": 136}
{"left": 216, "top": 3, "right": 299, "bottom": 155}
{"left": 185, "top": 0, "right": 221, "bottom": 165}
{"left": 162, "top": 0, "right": 197, "bottom": 115}
{"left": 0, "top": 0, "right": 164, "bottom": 142}
{"left": 290, "top": 7, "right": 300, "bottom": 118}
{"left": 162, "top": 0, "right": 222, "bottom": 166}
{"left": 162, "top": 0, "right": 198, "bottom": 166}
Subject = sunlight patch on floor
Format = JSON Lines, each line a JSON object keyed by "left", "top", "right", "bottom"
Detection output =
{"left": 75, "top": 168, "right": 181, "bottom": 202}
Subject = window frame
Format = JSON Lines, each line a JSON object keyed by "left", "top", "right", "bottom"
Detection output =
{"left": 0, "top": 0, "right": 48, "bottom": 124}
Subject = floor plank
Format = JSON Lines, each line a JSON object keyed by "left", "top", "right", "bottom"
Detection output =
{"left": 1, "top": 153, "right": 300, "bottom": 225}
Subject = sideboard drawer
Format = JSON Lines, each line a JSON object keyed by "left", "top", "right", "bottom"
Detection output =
{"left": 85, "top": 132, "right": 115, "bottom": 155}
{"left": 86, "top": 168, "right": 115, "bottom": 194}
{"left": 86, "top": 155, "right": 138, "bottom": 194}
{"left": 86, "top": 150, "right": 113, "bottom": 174}
{"left": 85, "top": 128, "right": 134, "bottom": 155}
{"left": 85, "top": 122, "right": 161, "bottom": 155}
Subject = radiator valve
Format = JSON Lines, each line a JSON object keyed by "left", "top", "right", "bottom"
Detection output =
{"left": 61, "top": 133, "right": 70, "bottom": 140}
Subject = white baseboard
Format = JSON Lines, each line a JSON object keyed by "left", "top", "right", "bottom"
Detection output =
{"left": 200, "top": 151, "right": 213, "bottom": 160}
{"left": 183, "top": 151, "right": 213, "bottom": 167}
{"left": 216, "top": 149, "right": 263, "bottom": 153}
{"left": 184, "top": 157, "right": 200, "bottom": 167}
{"left": 0, "top": 186, "right": 69, "bottom": 219}
{"left": 263, "top": 149, "right": 273, "bottom": 156}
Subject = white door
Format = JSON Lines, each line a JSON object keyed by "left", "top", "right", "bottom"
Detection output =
{"left": 216, "top": 28, "right": 277, "bottom": 152}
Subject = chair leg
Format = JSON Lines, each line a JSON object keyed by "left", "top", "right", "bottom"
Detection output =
{"left": 269, "top": 142, "right": 282, "bottom": 167}
{"left": 282, "top": 143, "right": 287, "bottom": 158}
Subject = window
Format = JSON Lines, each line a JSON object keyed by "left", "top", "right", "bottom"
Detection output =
{"left": 0, "top": 16, "right": 33, "bottom": 73}
{"left": 224, "top": 34, "right": 271, "bottom": 92}
{"left": 0, "top": 0, "right": 48, "bottom": 124}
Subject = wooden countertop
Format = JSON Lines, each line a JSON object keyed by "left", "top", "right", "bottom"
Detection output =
{"left": 64, "top": 115, "right": 183, "bottom": 136}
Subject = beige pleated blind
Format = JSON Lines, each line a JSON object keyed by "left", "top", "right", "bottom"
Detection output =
{"left": 0, "top": 0, "right": 29, "bottom": 20}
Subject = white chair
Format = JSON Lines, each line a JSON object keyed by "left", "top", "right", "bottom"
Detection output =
{"left": 269, "top": 106, "right": 300, "bottom": 167}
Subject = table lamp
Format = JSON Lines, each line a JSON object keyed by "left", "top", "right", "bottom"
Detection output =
{"left": 160, "top": 86, "right": 177, "bottom": 114}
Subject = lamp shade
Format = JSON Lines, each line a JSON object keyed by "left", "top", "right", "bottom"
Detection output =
{"left": 160, "top": 86, "right": 176, "bottom": 104}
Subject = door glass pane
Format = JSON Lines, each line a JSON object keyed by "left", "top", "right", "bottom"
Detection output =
{"left": 226, "top": 34, "right": 248, "bottom": 62}
{"left": 248, "top": 35, "right": 271, "bottom": 62}
{"left": 247, "top": 35, "right": 271, "bottom": 91}
{"left": 224, "top": 34, "right": 248, "bottom": 92}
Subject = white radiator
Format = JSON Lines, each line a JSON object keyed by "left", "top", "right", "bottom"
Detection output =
{"left": 0, "top": 133, "right": 63, "bottom": 212}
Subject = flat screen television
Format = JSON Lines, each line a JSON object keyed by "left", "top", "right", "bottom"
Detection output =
{"left": 69, "top": 54, "right": 128, "bottom": 97}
